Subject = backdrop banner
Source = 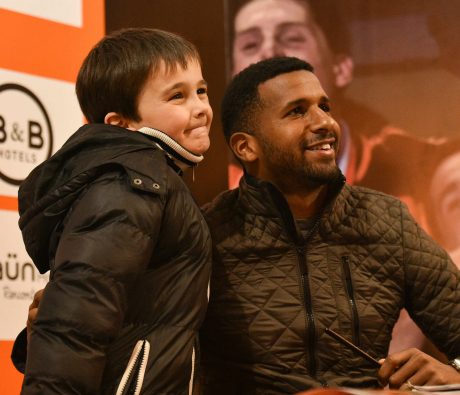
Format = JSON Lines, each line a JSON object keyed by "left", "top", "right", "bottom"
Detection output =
{"left": 0, "top": 1, "right": 104, "bottom": 392}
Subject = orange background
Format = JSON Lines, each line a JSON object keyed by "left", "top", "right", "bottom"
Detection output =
{"left": 0, "top": 1, "right": 104, "bottom": 392}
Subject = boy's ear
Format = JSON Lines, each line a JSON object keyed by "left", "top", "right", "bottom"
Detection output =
{"left": 230, "top": 132, "right": 260, "bottom": 163}
{"left": 104, "top": 112, "right": 131, "bottom": 128}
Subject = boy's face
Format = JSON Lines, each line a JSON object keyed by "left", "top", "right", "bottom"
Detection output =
{"left": 127, "top": 59, "right": 212, "bottom": 155}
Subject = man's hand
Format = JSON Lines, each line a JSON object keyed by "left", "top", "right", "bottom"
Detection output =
{"left": 27, "top": 288, "right": 44, "bottom": 342}
{"left": 378, "top": 348, "right": 460, "bottom": 389}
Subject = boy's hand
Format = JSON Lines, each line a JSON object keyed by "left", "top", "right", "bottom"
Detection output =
{"left": 27, "top": 289, "right": 44, "bottom": 342}
{"left": 378, "top": 348, "right": 460, "bottom": 389}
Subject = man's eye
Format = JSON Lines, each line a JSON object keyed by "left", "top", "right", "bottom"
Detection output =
{"left": 278, "top": 28, "right": 308, "bottom": 47}
{"left": 319, "top": 103, "right": 331, "bottom": 112}
{"left": 235, "top": 30, "right": 263, "bottom": 54}
{"left": 287, "top": 106, "right": 305, "bottom": 116}
{"left": 241, "top": 41, "right": 259, "bottom": 52}
{"left": 282, "top": 34, "right": 306, "bottom": 44}
{"left": 236, "top": 36, "right": 261, "bottom": 53}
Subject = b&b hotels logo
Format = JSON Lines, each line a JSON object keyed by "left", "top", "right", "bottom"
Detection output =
{"left": 0, "top": 83, "right": 53, "bottom": 185}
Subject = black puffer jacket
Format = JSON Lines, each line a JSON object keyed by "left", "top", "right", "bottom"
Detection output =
{"left": 17, "top": 124, "right": 212, "bottom": 395}
{"left": 199, "top": 174, "right": 460, "bottom": 394}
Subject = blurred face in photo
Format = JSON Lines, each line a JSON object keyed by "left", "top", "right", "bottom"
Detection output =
{"left": 232, "top": 0, "right": 343, "bottom": 96}
{"left": 430, "top": 151, "right": 460, "bottom": 253}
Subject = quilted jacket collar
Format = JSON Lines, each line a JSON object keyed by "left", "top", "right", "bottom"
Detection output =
{"left": 239, "top": 173, "right": 346, "bottom": 217}
{"left": 238, "top": 172, "right": 346, "bottom": 244}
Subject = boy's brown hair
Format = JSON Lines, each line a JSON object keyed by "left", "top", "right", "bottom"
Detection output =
{"left": 76, "top": 28, "right": 201, "bottom": 123}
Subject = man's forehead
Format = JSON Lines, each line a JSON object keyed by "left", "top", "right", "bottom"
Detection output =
{"left": 234, "top": 0, "right": 310, "bottom": 32}
{"left": 259, "top": 70, "right": 327, "bottom": 103}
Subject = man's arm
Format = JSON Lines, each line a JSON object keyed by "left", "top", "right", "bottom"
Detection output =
{"left": 26, "top": 289, "right": 42, "bottom": 343}
{"left": 378, "top": 202, "right": 460, "bottom": 388}
{"left": 10, "top": 289, "right": 43, "bottom": 373}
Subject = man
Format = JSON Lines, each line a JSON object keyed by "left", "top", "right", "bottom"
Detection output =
{"left": 227, "top": 0, "right": 460, "bottom": 357}
{"left": 199, "top": 56, "right": 460, "bottom": 394}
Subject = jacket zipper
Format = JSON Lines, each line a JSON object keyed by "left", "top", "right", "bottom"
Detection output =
{"left": 188, "top": 346, "right": 195, "bottom": 395}
{"left": 341, "top": 256, "right": 360, "bottom": 346}
{"left": 297, "top": 246, "right": 317, "bottom": 377}
{"left": 116, "top": 339, "right": 151, "bottom": 395}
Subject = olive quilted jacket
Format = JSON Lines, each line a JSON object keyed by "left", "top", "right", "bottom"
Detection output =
{"left": 199, "top": 174, "right": 460, "bottom": 394}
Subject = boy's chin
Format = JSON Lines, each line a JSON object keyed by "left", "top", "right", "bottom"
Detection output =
{"left": 187, "top": 139, "right": 210, "bottom": 155}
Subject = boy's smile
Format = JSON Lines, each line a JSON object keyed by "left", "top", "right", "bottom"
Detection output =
{"left": 127, "top": 59, "right": 213, "bottom": 155}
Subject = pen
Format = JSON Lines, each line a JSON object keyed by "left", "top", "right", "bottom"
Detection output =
{"left": 324, "top": 327, "right": 381, "bottom": 367}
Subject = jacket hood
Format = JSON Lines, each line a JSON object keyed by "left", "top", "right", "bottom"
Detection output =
{"left": 18, "top": 123, "right": 167, "bottom": 273}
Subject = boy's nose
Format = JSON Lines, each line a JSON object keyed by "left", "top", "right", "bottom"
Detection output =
{"left": 192, "top": 96, "right": 212, "bottom": 118}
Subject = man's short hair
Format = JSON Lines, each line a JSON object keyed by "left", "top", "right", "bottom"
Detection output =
{"left": 76, "top": 28, "right": 201, "bottom": 123}
{"left": 221, "top": 56, "right": 314, "bottom": 142}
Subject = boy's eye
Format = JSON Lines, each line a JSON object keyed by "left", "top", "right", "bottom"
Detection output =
{"left": 169, "top": 92, "right": 183, "bottom": 100}
{"left": 197, "top": 87, "right": 208, "bottom": 95}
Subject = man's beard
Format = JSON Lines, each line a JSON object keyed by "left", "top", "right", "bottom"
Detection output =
{"left": 258, "top": 134, "right": 341, "bottom": 191}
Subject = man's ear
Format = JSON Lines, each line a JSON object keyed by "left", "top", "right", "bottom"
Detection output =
{"left": 230, "top": 132, "right": 260, "bottom": 163}
{"left": 333, "top": 54, "right": 354, "bottom": 89}
{"left": 104, "top": 112, "right": 132, "bottom": 128}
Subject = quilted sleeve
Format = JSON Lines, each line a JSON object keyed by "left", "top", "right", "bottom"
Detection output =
{"left": 21, "top": 172, "right": 163, "bottom": 394}
{"left": 400, "top": 202, "right": 460, "bottom": 359}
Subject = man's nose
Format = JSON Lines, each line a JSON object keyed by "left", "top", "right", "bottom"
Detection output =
{"left": 261, "top": 41, "right": 285, "bottom": 59}
{"left": 309, "top": 106, "right": 338, "bottom": 133}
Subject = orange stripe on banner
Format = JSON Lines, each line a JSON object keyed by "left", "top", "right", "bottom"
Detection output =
{"left": 0, "top": 0, "right": 105, "bottom": 82}
{"left": 0, "top": 195, "right": 18, "bottom": 211}
{"left": 0, "top": 340, "right": 23, "bottom": 394}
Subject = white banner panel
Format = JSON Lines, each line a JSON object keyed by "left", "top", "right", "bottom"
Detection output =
{"left": 0, "top": 0, "right": 82, "bottom": 27}
{"left": 0, "top": 209, "right": 49, "bottom": 340}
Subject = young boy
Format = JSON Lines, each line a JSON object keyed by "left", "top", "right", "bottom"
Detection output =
{"left": 15, "top": 28, "right": 213, "bottom": 394}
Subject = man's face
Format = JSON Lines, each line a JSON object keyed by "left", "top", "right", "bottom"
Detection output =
{"left": 233, "top": 0, "right": 338, "bottom": 95}
{"left": 127, "top": 59, "right": 213, "bottom": 155}
{"left": 252, "top": 70, "right": 341, "bottom": 190}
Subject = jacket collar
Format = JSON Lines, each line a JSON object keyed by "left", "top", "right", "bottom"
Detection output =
{"left": 238, "top": 172, "right": 346, "bottom": 244}
{"left": 137, "top": 127, "right": 204, "bottom": 174}
{"left": 239, "top": 172, "right": 346, "bottom": 214}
